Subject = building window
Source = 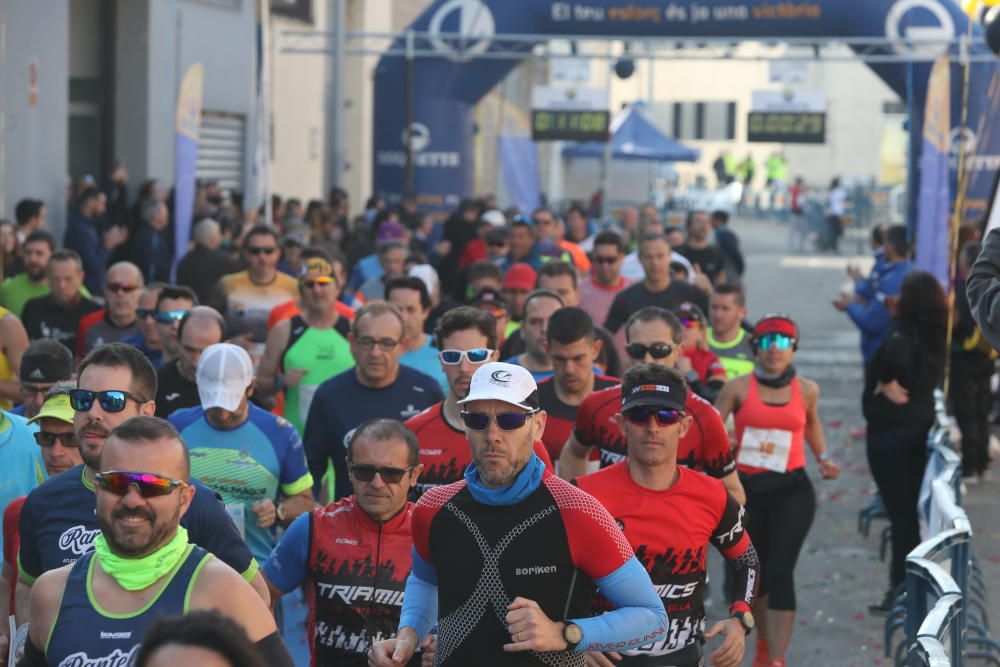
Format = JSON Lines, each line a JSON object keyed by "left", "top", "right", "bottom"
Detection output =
{"left": 652, "top": 101, "right": 736, "bottom": 141}
{"left": 272, "top": 0, "right": 312, "bottom": 23}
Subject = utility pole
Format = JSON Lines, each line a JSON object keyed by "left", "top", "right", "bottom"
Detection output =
{"left": 326, "top": 0, "right": 346, "bottom": 194}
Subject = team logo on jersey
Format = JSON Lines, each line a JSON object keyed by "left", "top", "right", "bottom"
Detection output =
{"left": 58, "top": 525, "right": 100, "bottom": 556}
{"left": 275, "top": 416, "right": 292, "bottom": 429}
{"left": 58, "top": 646, "right": 138, "bottom": 667}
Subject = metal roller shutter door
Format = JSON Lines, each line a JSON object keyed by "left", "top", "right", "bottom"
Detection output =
{"left": 197, "top": 111, "right": 246, "bottom": 193}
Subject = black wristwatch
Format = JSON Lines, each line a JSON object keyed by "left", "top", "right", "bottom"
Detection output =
{"left": 731, "top": 610, "right": 755, "bottom": 635}
{"left": 562, "top": 622, "right": 583, "bottom": 650}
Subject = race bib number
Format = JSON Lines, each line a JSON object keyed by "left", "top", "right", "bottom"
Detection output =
{"left": 737, "top": 427, "right": 792, "bottom": 473}
{"left": 225, "top": 503, "right": 246, "bottom": 539}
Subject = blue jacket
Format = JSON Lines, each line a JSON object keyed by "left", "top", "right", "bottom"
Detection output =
{"left": 64, "top": 212, "right": 109, "bottom": 294}
{"left": 846, "top": 259, "right": 912, "bottom": 363}
{"left": 854, "top": 249, "right": 887, "bottom": 301}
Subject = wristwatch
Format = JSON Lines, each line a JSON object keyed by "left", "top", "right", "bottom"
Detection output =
{"left": 731, "top": 610, "right": 755, "bottom": 635}
{"left": 562, "top": 622, "right": 583, "bottom": 650}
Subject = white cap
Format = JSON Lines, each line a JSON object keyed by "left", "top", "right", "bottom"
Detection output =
{"left": 480, "top": 209, "right": 506, "bottom": 227}
{"left": 408, "top": 263, "right": 439, "bottom": 297}
{"left": 457, "top": 362, "right": 539, "bottom": 411}
{"left": 197, "top": 343, "right": 254, "bottom": 412}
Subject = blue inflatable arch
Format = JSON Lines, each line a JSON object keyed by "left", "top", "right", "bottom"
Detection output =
{"left": 372, "top": 0, "right": 991, "bottom": 219}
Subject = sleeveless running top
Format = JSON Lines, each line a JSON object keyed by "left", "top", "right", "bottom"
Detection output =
{"left": 733, "top": 375, "right": 807, "bottom": 475}
{"left": 0, "top": 307, "right": 14, "bottom": 410}
{"left": 706, "top": 328, "right": 755, "bottom": 380}
{"left": 45, "top": 544, "right": 212, "bottom": 666}
{"left": 281, "top": 314, "right": 352, "bottom": 434}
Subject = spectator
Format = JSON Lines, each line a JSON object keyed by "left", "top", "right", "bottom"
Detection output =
{"left": 386, "top": 277, "right": 446, "bottom": 392}
{"left": 303, "top": 301, "right": 443, "bottom": 501}
{"left": 21, "top": 250, "right": 101, "bottom": 353}
{"left": 13, "top": 199, "right": 46, "bottom": 244}
{"left": 175, "top": 218, "right": 243, "bottom": 304}
{"left": 64, "top": 187, "right": 127, "bottom": 294}
{"left": 209, "top": 225, "right": 298, "bottom": 367}
{"left": 135, "top": 611, "right": 270, "bottom": 667}
{"left": 536, "top": 307, "right": 617, "bottom": 460}
{"left": 128, "top": 199, "right": 174, "bottom": 283}
{"left": 824, "top": 177, "right": 848, "bottom": 252}
{"left": 0, "top": 220, "right": 24, "bottom": 279}
{"left": 833, "top": 225, "right": 912, "bottom": 366}
{"left": 678, "top": 210, "right": 727, "bottom": 285}
{"left": 503, "top": 289, "right": 563, "bottom": 381}
{"left": 788, "top": 176, "right": 807, "bottom": 252}
{"left": 155, "top": 306, "right": 226, "bottom": 419}
{"left": 357, "top": 239, "right": 408, "bottom": 303}
{"left": 861, "top": 272, "right": 947, "bottom": 613}
{"left": 75, "top": 262, "right": 143, "bottom": 358}
{"left": 154, "top": 285, "right": 199, "bottom": 368}
{"left": 579, "top": 231, "right": 632, "bottom": 330}
{"left": 605, "top": 233, "right": 710, "bottom": 335}
{"left": 0, "top": 232, "right": 73, "bottom": 318}
{"left": 711, "top": 210, "right": 745, "bottom": 282}
{"left": 122, "top": 282, "right": 166, "bottom": 367}
{"left": 11, "top": 340, "right": 74, "bottom": 419}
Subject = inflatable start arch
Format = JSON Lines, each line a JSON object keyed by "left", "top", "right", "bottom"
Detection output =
{"left": 373, "top": 0, "right": 995, "bottom": 221}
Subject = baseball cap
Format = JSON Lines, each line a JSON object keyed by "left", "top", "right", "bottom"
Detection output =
{"left": 281, "top": 232, "right": 309, "bottom": 248}
{"left": 458, "top": 362, "right": 540, "bottom": 411}
{"left": 20, "top": 341, "right": 74, "bottom": 383}
{"left": 409, "top": 264, "right": 440, "bottom": 297}
{"left": 753, "top": 313, "right": 798, "bottom": 340}
{"left": 502, "top": 263, "right": 537, "bottom": 292}
{"left": 300, "top": 256, "right": 334, "bottom": 278}
{"left": 621, "top": 369, "right": 687, "bottom": 413}
{"left": 196, "top": 343, "right": 254, "bottom": 412}
{"left": 27, "top": 392, "right": 74, "bottom": 425}
{"left": 480, "top": 210, "right": 506, "bottom": 227}
{"left": 469, "top": 287, "right": 508, "bottom": 312}
{"left": 674, "top": 302, "right": 706, "bottom": 326}
{"left": 376, "top": 220, "right": 406, "bottom": 243}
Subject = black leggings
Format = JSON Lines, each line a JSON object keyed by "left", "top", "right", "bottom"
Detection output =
{"left": 742, "top": 469, "right": 816, "bottom": 611}
{"left": 866, "top": 424, "right": 930, "bottom": 588}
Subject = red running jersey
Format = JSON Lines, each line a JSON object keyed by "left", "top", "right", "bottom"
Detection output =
{"left": 575, "top": 384, "right": 735, "bottom": 477}
{"left": 537, "top": 374, "right": 619, "bottom": 460}
{"left": 684, "top": 347, "right": 727, "bottom": 383}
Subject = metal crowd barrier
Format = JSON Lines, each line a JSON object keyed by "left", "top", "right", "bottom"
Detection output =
{"left": 880, "top": 394, "right": 1000, "bottom": 666}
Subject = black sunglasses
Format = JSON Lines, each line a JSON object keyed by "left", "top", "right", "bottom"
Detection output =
{"left": 247, "top": 246, "right": 277, "bottom": 256}
{"left": 135, "top": 308, "right": 156, "bottom": 320}
{"left": 349, "top": 464, "right": 415, "bottom": 484}
{"left": 626, "top": 343, "right": 674, "bottom": 360}
{"left": 460, "top": 410, "right": 538, "bottom": 431}
{"left": 623, "top": 407, "right": 685, "bottom": 426}
{"left": 34, "top": 431, "right": 78, "bottom": 449}
{"left": 69, "top": 389, "right": 146, "bottom": 413}
{"left": 593, "top": 256, "right": 620, "bottom": 265}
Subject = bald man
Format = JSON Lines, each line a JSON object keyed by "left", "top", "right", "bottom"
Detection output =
{"left": 76, "top": 262, "right": 144, "bottom": 358}
{"left": 155, "top": 307, "right": 227, "bottom": 418}
{"left": 21, "top": 416, "right": 293, "bottom": 667}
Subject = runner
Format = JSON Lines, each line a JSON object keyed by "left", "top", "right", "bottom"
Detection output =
{"left": 368, "top": 362, "right": 668, "bottom": 667}
{"left": 76, "top": 262, "right": 143, "bottom": 358}
{"left": 152, "top": 285, "right": 198, "bottom": 368}
{"left": 558, "top": 307, "right": 745, "bottom": 505}
{"left": 576, "top": 364, "right": 759, "bottom": 667}
{"left": 16, "top": 343, "right": 267, "bottom": 622}
{"left": 12, "top": 340, "right": 74, "bottom": 419}
{"left": 387, "top": 276, "right": 448, "bottom": 391}
{"left": 169, "top": 343, "right": 314, "bottom": 565}
{"left": 715, "top": 314, "right": 839, "bottom": 667}
{"left": 257, "top": 250, "right": 353, "bottom": 434}
{"left": 21, "top": 250, "right": 101, "bottom": 352}
{"left": 503, "top": 289, "right": 563, "bottom": 381}
{"left": 674, "top": 303, "right": 727, "bottom": 403}
{"left": 20, "top": 417, "right": 292, "bottom": 666}
{"left": 537, "top": 307, "right": 618, "bottom": 460}
{"left": 154, "top": 307, "right": 226, "bottom": 418}
{"left": 264, "top": 419, "right": 425, "bottom": 666}
{"left": 404, "top": 307, "right": 552, "bottom": 498}
{"left": 707, "top": 285, "right": 755, "bottom": 380}
{"left": 122, "top": 282, "right": 165, "bottom": 367}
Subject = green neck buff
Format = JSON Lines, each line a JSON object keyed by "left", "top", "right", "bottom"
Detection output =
{"left": 93, "top": 526, "right": 190, "bottom": 591}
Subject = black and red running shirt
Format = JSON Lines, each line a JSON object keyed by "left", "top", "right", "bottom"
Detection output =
{"left": 575, "top": 384, "right": 736, "bottom": 476}
{"left": 575, "top": 463, "right": 759, "bottom": 660}
{"left": 404, "top": 402, "right": 553, "bottom": 498}
{"left": 538, "top": 374, "right": 619, "bottom": 461}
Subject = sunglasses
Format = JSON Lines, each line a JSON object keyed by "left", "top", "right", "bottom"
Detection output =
{"left": 460, "top": 409, "right": 538, "bottom": 431}
{"left": 34, "top": 431, "right": 78, "bottom": 448}
{"left": 678, "top": 318, "right": 701, "bottom": 329}
{"left": 439, "top": 348, "right": 492, "bottom": 365}
{"left": 95, "top": 471, "right": 189, "bottom": 498}
{"left": 623, "top": 407, "right": 685, "bottom": 426}
{"left": 757, "top": 333, "right": 795, "bottom": 351}
{"left": 69, "top": 389, "right": 146, "bottom": 413}
{"left": 593, "top": 256, "right": 620, "bottom": 265}
{"left": 106, "top": 283, "right": 139, "bottom": 294}
{"left": 488, "top": 240, "right": 508, "bottom": 248}
{"left": 355, "top": 337, "right": 401, "bottom": 351}
{"left": 135, "top": 308, "right": 156, "bottom": 320}
{"left": 625, "top": 342, "right": 673, "bottom": 360}
{"left": 300, "top": 276, "right": 335, "bottom": 289}
{"left": 247, "top": 246, "right": 278, "bottom": 256}
{"left": 349, "top": 463, "right": 416, "bottom": 484}
{"left": 20, "top": 383, "right": 53, "bottom": 398}
{"left": 153, "top": 310, "right": 188, "bottom": 325}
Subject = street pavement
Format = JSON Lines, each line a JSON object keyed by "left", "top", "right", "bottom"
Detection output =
{"left": 702, "top": 217, "right": 1000, "bottom": 666}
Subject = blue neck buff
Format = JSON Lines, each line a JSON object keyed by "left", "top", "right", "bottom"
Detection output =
{"left": 464, "top": 453, "right": 545, "bottom": 506}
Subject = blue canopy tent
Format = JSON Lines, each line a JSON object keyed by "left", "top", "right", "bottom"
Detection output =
{"left": 561, "top": 104, "right": 700, "bottom": 162}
